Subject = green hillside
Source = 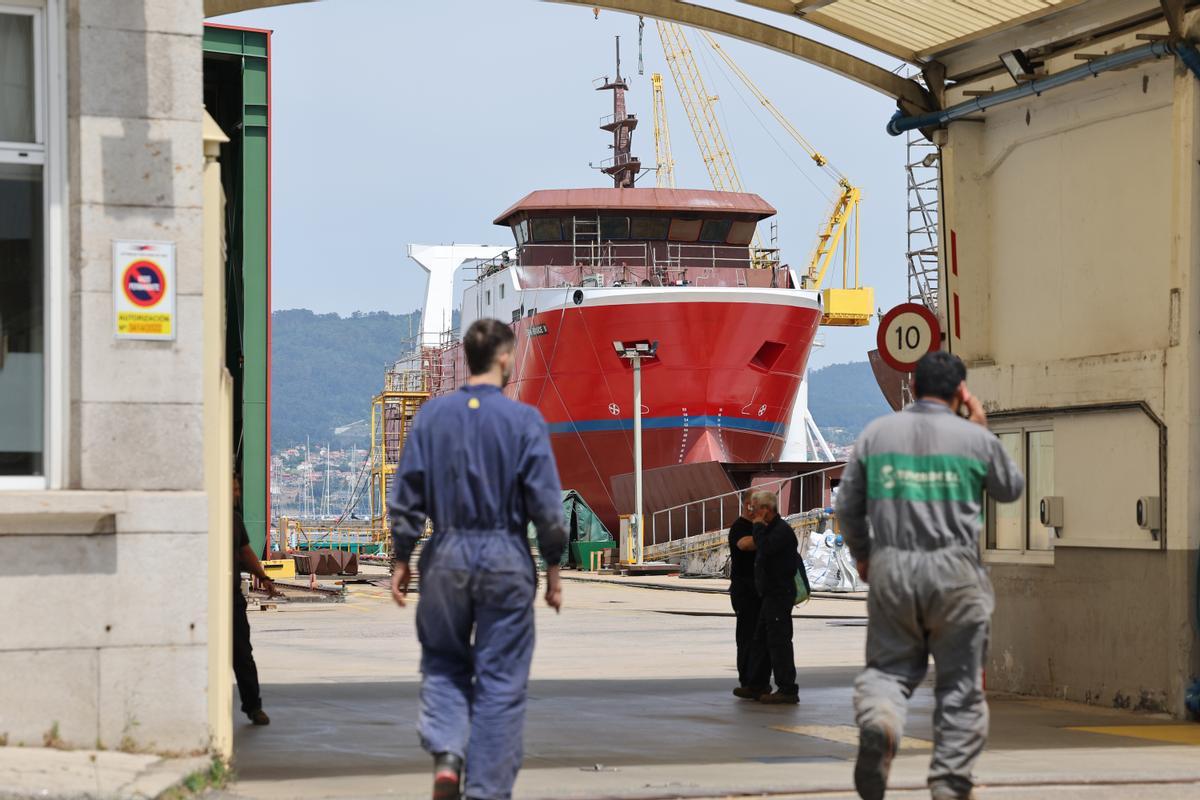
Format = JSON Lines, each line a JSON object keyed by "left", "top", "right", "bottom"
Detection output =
{"left": 807, "top": 360, "right": 892, "bottom": 446}
{"left": 270, "top": 309, "right": 421, "bottom": 450}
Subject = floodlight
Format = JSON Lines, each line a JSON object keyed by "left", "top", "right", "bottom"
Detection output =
{"left": 1000, "top": 49, "right": 1037, "bottom": 82}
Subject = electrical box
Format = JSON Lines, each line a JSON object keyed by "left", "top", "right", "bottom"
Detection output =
{"left": 1136, "top": 496, "right": 1161, "bottom": 532}
{"left": 1039, "top": 496, "right": 1064, "bottom": 529}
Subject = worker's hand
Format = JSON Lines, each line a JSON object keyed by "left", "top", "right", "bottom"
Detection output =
{"left": 261, "top": 577, "right": 280, "bottom": 598}
{"left": 856, "top": 559, "right": 869, "bottom": 584}
{"left": 960, "top": 386, "right": 988, "bottom": 428}
{"left": 544, "top": 565, "right": 563, "bottom": 613}
{"left": 391, "top": 561, "right": 412, "bottom": 607}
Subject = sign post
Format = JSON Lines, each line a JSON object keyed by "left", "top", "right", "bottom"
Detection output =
{"left": 877, "top": 303, "right": 941, "bottom": 373}
{"left": 113, "top": 240, "right": 176, "bottom": 341}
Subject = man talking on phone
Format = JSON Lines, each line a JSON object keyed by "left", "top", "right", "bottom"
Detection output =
{"left": 836, "top": 351, "right": 1023, "bottom": 800}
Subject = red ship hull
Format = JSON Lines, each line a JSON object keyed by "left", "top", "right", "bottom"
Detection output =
{"left": 501, "top": 287, "right": 822, "bottom": 530}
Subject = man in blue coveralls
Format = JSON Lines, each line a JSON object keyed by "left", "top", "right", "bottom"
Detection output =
{"left": 388, "top": 318, "right": 568, "bottom": 800}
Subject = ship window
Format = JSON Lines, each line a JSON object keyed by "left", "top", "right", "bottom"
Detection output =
{"left": 631, "top": 217, "right": 669, "bottom": 239}
{"left": 485, "top": 290, "right": 491, "bottom": 305}
{"left": 700, "top": 219, "right": 733, "bottom": 243}
{"left": 727, "top": 220, "right": 757, "bottom": 245}
{"left": 668, "top": 218, "right": 702, "bottom": 242}
{"left": 512, "top": 220, "right": 529, "bottom": 246}
{"left": 599, "top": 216, "right": 629, "bottom": 240}
{"left": 530, "top": 217, "right": 564, "bottom": 242}
{"left": 499, "top": 283, "right": 505, "bottom": 300}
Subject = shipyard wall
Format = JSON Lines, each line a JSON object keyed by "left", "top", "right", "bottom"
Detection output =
{"left": 0, "top": 0, "right": 216, "bottom": 752}
{"left": 941, "top": 11, "right": 1200, "bottom": 714}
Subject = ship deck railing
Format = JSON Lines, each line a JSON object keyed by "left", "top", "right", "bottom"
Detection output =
{"left": 474, "top": 242, "right": 781, "bottom": 279}
{"left": 646, "top": 463, "right": 844, "bottom": 556}
{"left": 513, "top": 262, "right": 791, "bottom": 291}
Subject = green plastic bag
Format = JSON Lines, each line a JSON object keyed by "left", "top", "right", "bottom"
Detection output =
{"left": 794, "top": 562, "right": 812, "bottom": 606}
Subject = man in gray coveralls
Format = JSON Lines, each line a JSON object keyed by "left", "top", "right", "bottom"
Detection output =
{"left": 836, "top": 351, "right": 1024, "bottom": 800}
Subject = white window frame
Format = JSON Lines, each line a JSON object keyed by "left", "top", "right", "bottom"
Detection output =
{"left": 0, "top": 0, "right": 67, "bottom": 491}
{"left": 984, "top": 417, "right": 1055, "bottom": 566}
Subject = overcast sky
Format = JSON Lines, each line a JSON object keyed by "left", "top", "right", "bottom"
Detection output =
{"left": 215, "top": 0, "right": 913, "bottom": 369}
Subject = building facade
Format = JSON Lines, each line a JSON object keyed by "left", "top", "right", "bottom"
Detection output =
{"left": 0, "top": 0, "right": 229, "bottom": 753}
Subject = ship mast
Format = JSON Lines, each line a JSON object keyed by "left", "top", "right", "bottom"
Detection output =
{"left": 598, "top": 36, "right": 641, "bottom": 188}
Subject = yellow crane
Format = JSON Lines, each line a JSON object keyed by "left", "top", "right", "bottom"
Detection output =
{"left": 657, "top": 20, "right": 772, "bottom": 262}
{"left": 656, "top": 23, "right": 872, "bottom": 326}
{"left": 650, "top": 73, "right": 676, "bottom": 188}
{"left": 656, "top": 21, "right": 742, "bottom": 194}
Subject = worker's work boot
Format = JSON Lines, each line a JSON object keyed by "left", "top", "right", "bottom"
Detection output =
{"left": 854, "top": 725, "right": 896, "bottom": 800}
{"left": 732, "top": 686, "right": 767, "bottom": 700}
{"left": 758, "top": 691, "right": 800, "bottom": 705}
{"left": 929, "top": 780, "right": 976, "bottom": 800}
{"left": 248, "top": 709, "right": 270, "bottom": 726}
{"left": 432, "top": 753, "right": 463, "bottom": 800}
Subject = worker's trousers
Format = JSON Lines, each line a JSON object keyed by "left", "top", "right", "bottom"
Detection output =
{"left": 232, "top": 589, "right": 262, "bottom": 715}
{"left": 853, "top": 547, "right": 993, "bottom": 797}
{"left": 747, "top": 591, "right": 798, "bottom": 694}
{"left": 730, "top": 585, "right": 761, "bottom": 688}
{"left": 416, "top": 530, "right": 537, "bottom": 800}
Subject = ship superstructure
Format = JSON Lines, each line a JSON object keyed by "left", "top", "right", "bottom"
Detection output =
{"left": 405, "top": 52, "right": 824, "bottom": 532}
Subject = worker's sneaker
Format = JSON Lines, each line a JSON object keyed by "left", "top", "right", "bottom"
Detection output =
{"left": 432, "top": 752, "right": 463, "bottom": 800}
{"left": 758, "top": 691, "right": 800, "bottom": 705}
{"left": 732, "top": 686, "right": 767, "bottom": 700}
{"left": 853, "top": 725, "right": 896, "bottom": 800}
{"left": 248, "top": 709, "right": 270, "bottom": 726}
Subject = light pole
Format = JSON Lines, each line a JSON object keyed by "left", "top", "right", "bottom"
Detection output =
{"left": 612, "top": 340, "right": 659, "bottom": 565}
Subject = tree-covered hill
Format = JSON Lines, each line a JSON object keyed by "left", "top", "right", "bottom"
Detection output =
{"left": 807, "top": 360, "right": 892, "bottom": 447}
{"left": 270, "top": 309, "right": 420, "bottom": 450}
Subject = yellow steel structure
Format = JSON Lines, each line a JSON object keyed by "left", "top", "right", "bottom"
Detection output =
{"left": 650, "top": 73, "right": 676, "bottom": 188}
{"left": 368, "top": 364, "right": 431, "bottom": 554}
{"left": 686, "top": 28, "right": 873, "bottom": 326}
{"left": 657, "top": 20, "right": 743, "bottom": 193}
{"left": 658, "top": 20, "right": 776, "bottom": 264}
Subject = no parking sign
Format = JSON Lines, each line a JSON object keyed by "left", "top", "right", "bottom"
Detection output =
{"left": 113, "top": 240, "right": 176, "bottom": 340}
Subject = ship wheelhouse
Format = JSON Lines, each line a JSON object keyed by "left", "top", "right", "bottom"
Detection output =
{"left": 483, "top": 188, "right": 800, "bottom": 292}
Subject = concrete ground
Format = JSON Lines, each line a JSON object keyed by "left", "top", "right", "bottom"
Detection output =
{"left": 0, "top": 748, "right": 210, "bottom": 800}
{"left": 220, "top": 573, "right": 1200, "bottom": 800}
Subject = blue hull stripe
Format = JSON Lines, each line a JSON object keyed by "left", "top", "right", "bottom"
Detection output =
{"left": 546, "top": 415, "right": 786, "bottom": 437}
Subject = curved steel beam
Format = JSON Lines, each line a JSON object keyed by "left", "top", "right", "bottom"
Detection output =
{"left": 203, "top": 0, "right": 930, "bottom": 111}
{"left": 204, "top": 0, "right": 311, "bottom": 16}
{"left": 548, "top": 0, "right": 932, "bottom": 112}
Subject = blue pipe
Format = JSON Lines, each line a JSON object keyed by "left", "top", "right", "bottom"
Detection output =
{"left": 887, "top": 40, "right": 1177, "bottom": 136}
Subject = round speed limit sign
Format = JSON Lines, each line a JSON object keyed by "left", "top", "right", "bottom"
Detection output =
{"left": 877, "top": 303, "right": 942, "bottom": 372}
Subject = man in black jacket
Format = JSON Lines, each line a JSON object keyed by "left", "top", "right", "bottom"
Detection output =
{"left": 745, "top": 489, "right": 799, "bottom": 704}
{"left": 728, "top": 494, "right": 760, "bottom": 699}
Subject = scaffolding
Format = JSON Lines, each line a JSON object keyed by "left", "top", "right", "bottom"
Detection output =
{"left": 906, "top": 125, "right": 940, "bottom": 313}
{"left": 367, "top": 361, "right": 431, "bottom": 550}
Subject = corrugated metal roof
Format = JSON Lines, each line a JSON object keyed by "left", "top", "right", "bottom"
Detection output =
{"left": 493, "top": 188, "right": 776, "bottom": 224}
{"left": 791, "top": 0, "right": 1086, "bottom": 60}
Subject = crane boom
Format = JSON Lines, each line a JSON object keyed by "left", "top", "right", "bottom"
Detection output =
{"left": 650, "top": 73, "right": 676, "bottom": 188}
{"left": 656, "top": 20, "right": 743, "bottom": 194}
{"left": 698, "top": 31, "right": 845, "bottom": 186}
{"left": 689, "top": 29, "right": 872, "bottom": 325}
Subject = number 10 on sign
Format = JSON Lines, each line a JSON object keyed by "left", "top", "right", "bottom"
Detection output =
{"left": 877, "top": 303, "right": 941, "bottom": 373}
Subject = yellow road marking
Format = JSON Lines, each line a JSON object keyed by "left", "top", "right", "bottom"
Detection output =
{"left": 772, "top": 724, "right": 932, "bottom": 751}
{"left": 1065, "top": 725, "right": 1200, "bottom": 745}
